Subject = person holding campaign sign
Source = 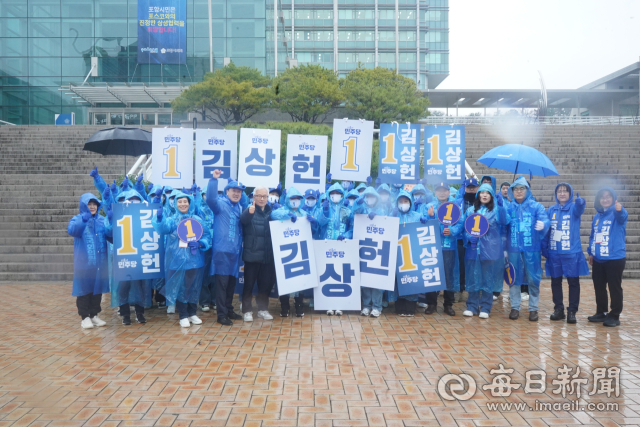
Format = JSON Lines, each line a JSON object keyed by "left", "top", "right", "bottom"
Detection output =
{"left": 153, "top": 191, "right": 212, "bottom": 328}
{"left": 451, "top": 183, "right": 508, "bottom": 319}
{"left": 506, "top": 177, "right": 550, "bottom": 322}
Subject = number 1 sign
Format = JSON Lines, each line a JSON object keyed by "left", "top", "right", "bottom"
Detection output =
{"left": 330, "top": 118, "right": 374, "bottom": 182}
{"left": 152, "top": 128, "right": 194, "bottom": 188}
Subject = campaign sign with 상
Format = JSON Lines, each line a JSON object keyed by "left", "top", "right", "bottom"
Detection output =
{"left": 504, "top": 261, "right": 516, "bottom": 287}
{"left": 313, "top": 239, "right": 361, "bottom": 311}
{"left": 437, "top": 202, "right": 461, "bottom": 226}
{"left": 465, "top": 213, "right": 489, "bottom": 237}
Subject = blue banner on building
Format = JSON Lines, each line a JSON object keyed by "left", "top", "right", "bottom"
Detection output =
{"left": 423, "top": 125, "right": 465, "bottom": 185}
{"left": 138, "top": 0, "right": 187, "bottom": 64}
{"left": 396, "top": 220, "right": 446, "bottom": 296}
{"left": 112, "top": 203, "right": 165, "bottom": 282}
{"left": 378, "top": 123, "right": 422, "bottom": 185}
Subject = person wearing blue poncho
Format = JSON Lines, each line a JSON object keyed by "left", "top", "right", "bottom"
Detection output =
{"left": 506, "top": 177, "right": 550, "bottom": 322}
{"left": 451, "top": 183, "right": 508, "bottom": 319}
{"left": 68, "top": 193, "right": 113, "bottom": 329}
{"left": 376, "top": 183, "right": 393, "bottom": 215}
{"left": 587, "top": 187, "right": 628, "bottom": 327}
{"left": 542, "top": 183, "right": 589, "bottom": 324}
{"left": 344, "top": 188, "right": 360, "bottom": 212}
{"left": 301, "top": 189, "right": 322, "bottom": 239}
{"left": 410, "top": 183, "right": 433, "bottom": 212}
{"left": 153, "top": 191, "right": 212, "bottom": 328}
{"left": 193, "top": 186, "right": 216, "bottom": 313}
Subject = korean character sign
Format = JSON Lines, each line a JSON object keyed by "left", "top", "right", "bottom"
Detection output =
{"left": 285, "top": 134, "right": 328, "bottom": 193}
{"left": 352, "top": 214, "right": 400, "bottom": 291}
{"left": 195, "top": 129, "right": 238, "bottom": 189}
{"left": 396, "top": 220, "right": 446, "bottom": 295}
{"left": 423, "top": 125, "right": 466, "bottom": 186}
{"left": 269, "top": 217, "right": 318, "bottom": 295}
{"left": 238, "top": 128, "right": 281, "bottom": 188}
{"left": 313, "top": 240, "right": 361, "bottom": 311}
{"left": 378, "top": 123, "right": 422, "bottom": 185}
{"left": 112, "top": 202, "right": 165, "bottom": 282}
{"left": 152, "top": 128, "right": 194, "bottom": 188}
{"left": 329, "top": 118, "right": 375, "bottom": 181}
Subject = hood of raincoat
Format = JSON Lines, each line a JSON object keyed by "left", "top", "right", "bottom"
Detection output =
{"left": 476, "top": 183, "right": 495, "bottom": 200}
{"left": 361, "top": 186, "right": 381, "bottom": 205}
{"left": 283, "top": 186, "right": 304, "bottom": 210}
{"left": 377, "top": 183, "right": 391, "bottom": 195}
{"left": 479, "top": 175, "right": 497, "bottom": 194}
{"left": 553, "top": 182, "right": 575, "bottom": 206}
{"left": 410, "top": 184, "right": 428, "bottom": 198}
{"left": 508, "top": 176, "right": 533, "bottom": 204}
{"left": 269, "top": 182, "right": 282, "bottom": 197}
{"left": 149, "top": 184, "right": 163, "bottom": 197}
{"left": 594, "top": 186, "right": 618, "bottom": 214}
{"left": 163, "top": 185, "right": 174, "bottom": 194}
{"left": 173, "top": 191, "right": 196, "bottom": 216}
{"left": 395, "top": 189, "right": 414, "bottom": 210}
{"left": 346, "top": 188, "right": 360, "bottom": 200}
{"left": 355, "top": 183, "right": 368, "bottom": 193}
{"left": 79, "top": 193, "right": 102, "bottom": 215}
{"left": 115, "top": 189, "right": 144, "bottom": 203}
{"left": 326, "top": 182, "right": 346, "bottom": 200}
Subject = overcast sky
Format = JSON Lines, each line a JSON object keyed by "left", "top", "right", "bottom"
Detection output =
{"left": 438, "top": 0, "right": 640, "bottom": 90}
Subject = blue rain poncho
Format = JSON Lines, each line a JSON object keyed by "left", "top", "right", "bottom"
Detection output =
{"left": 344, "top": 188, "right": 360, "bottom": 213}
{"left": 376, "top": 183, "right": 393, "bottom": 215}
{"left": 355, "top": 183, "right": 368, "bottom": 194}
{"left": 588, "top": 187, "right": 628, "bottom": 262}
{"left": 389, "top": 190, "right": 422, "bottom": 302}
{"left": 506, "top": 177, "right": 550, "bottom": 288}
{"left": 68, "top": 193, "right": 112, "bottom": 297}
{"left": 423, "top": 197, "right": 461, "bottom": 292}
{"left": 543, "top": 182, "right": 590, "bottom": 278}
{"left": 319, "top": 183, "right": 354, "bottom": 240}
{"left": 451, "top": 184, "right": 508, "bottom": 294}
{"left": 353, "top": 186, "right": 387, "bottom": 217}
{"left": 410, "top": 184, "right": 433, "bottom": 211}
{"left": 300, "top": 190, "right": 322, "bottom": 239}
{"left": 271, "top": 187, "right": 307, "bottom": 221}
{"left": 152, "top": 192, "right": 212, "bottom": 305}
{"left": 479, "top": 175, "right": 497, "bottom": 194}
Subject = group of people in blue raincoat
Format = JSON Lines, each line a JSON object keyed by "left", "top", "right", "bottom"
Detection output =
{"left": 69, "top": 165, "right": 628, "bottom": 329}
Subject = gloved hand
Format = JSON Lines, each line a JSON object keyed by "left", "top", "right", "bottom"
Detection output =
{"left": 326, "top": 173, "right": 332, "bottom": 182}
{"left": 469, "top": 236, "right": 479, "bottom": 248}
{"left": 181, "top": 187, "right": 188, "bottom": 195}
{"left": 420, "top": 215, "right": 428, "bottom": 224}
{"left": 347, "top": 182, "right": 354, "bottom": 191}
{"left": 104, "top": 186, "right": 111, "bottom": 199}
{"left": 82, "top": 211, "right": 92, "bottom": 222}
{"left": 188, "top": 240, "right": 201, "bottom": 249}
{"left": 107, "top": 208, "right": 113, "bottom": 222}
{"left": 356, "top": 196, "right": 365, "bottom": 205}
{"left": 89, "top": 166, "right": 98, "bottom": 178}
{"left": 366, "top": 176, "right": 372, "bottom": 186}
{"left": 307, "top": 214, "right": 317, "bottom": 224}
{"left": 110, "top": 180, "right": 117, "bottom": 194}
{"left": 375, "top": 177, "right": 382, "bottom": 186}
{"left": 344, "top": 198, "right": 350, "bottom": 207}
{"left": 575, "top": 192, "right": 585, "bottom": 206}
{"left": 136, "top": 175, "right": 144, "bottom": 185}
{"left": 122, "top": 178, "right": 131, "bottom": 190}
{"left": 322, "top": 199, "right": 330, "bottom": 215}
{"left": 414, "top": 201, "right": 423, "bottom": 211}
{"left": 272, "top": 202, "right": 281, "bottom": 210}
{"left": 368, "top": 212, "right": 376, "bottom": 220}
{"left": 196, "top": 186, "right": 201, "bottom": 194}
{"left": 289, "top": 212, "right": 297, "bottom": 223}
{"left": 534, "top": 220, "right": 544, "bottom": 231}
{"left": 147, "top": 182, "right": 154, "bottom": 193}
{"left": 154, "top": 187, "right": 163, "bottom": 199}
{"left": 337, "top": 235, "right": 345, "bottom": 241}
{"left": 496, "top": 193, "right": 504, "bottom": 207}
{"left": 156, "top": 207, "right": 163, "bottom": 221}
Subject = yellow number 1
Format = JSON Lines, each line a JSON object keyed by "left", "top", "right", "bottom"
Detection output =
{"left": 506, "top": 266, "right": 512, "bottom": 283}
{"left": 398, "top": 235, "right": 418, "bottom": 272}
{"left": 342, "top": 137, "right": 359, "bottom": 171}
{"left": 163, "top": 145, "right": 180, "bottom": 178}
{"left": 381, "top": 134, "right": 397, "bottom": 164}
{"left": 472, "top": 215, "right": 481, "bottom": 232}
{"left": 185, "top": 220, "right": 196, "bottom": 238}
{"left": 117, "top": 215, "right": 138, "bottom": 255}
{"left": 443, "top": 204, "right": 453, "bottom": 221}
{"left": 426, "top": 135, "right": 443, "bottom": 165}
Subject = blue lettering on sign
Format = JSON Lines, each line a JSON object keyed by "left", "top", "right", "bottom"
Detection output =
{"left": 325, "top": 249, "right": 346, "bottom": 258}
{"left": 208, "top": 137, "right": 225, "bottom": 145}
{"left": 283, "top": 228, "right": 300, "bottom": 238}
{"left": 292, "top": 154, "right": 321, "bottom": 184}
{"left": 280, "top": 241, "right": 310, "bottom": 279}
{"left": 245, "top": 148, "right": 276, "bottom": 176}
{"left": 366, "top": 225, "right": 385, "bottom": 234}
{"left": 203, "top": 150, "right": 231, "bottom": 180}
{"left": 252, "top": 137, "right": 269, "bottom": 144}
{"left": 359, "top": 238, "right": 390, "bottom": 276}
{"left": 321, "top": 284, "right": 352, "bottom": 297}
{"left": 345, "top": 127, "right": 361, "bottom": 135}
{"left": 298, "top": 144, "right": 316, "bottom": 150}
{"left": 164, "top": 135, "right": 181, "bottom": 143}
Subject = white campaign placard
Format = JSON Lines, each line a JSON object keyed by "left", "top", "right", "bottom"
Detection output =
{"left": 270, "top": 217, "right": 318, "bottom": 295}
{"left": 313, "top": 240, "right": 361, "bottom": 311}
{"left": 285, "top": 134, "right": 327, "bottom": 193}
{"left": 238, "top": 128, "right": 281, "bottom": 188}
{"left": 352, "top": 214, "right": 400, "bottom": 291}
{"left": 151, "top": 128, "right": 194, "bottom": 188}
{"left": 329, "top": 118, "right": 374, "bottom": 181}
{"left": 195, "top": 129, "right": 237, "bottom": 190}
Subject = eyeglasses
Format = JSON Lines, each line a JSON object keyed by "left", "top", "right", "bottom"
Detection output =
{"left": 556, "top": 190, "right": 570, "bottom": 194}
{"left": 513, "top": 187, "right": 526, "bottom": 193}
{"left": 254, "top": 195, "right": 268, "bottom": 199}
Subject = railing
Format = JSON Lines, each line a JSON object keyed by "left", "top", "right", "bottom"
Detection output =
{"left": 0, "top": 120, "right": 16, "bottom": 126}
{"left": 128, "top": 154, "right": 152, "bottom": 179}
{"left": 419, "top": 115, "right": 640, "bottom": 126}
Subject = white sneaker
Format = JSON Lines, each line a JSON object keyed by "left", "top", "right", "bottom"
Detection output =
{"left": 167, "top": 305, "right": 176, "bottom": 314}
{"left": 189, "top": 315, "right": 203, "bottom": 325}
{"left": 335, "top": 310, "right": 343, "bottom": 316}
{"left": 361, "top": 308, "right": 371, "bottom": 316}
{"left": 521, "top": 293, "right": 529, "bottom": 301}
{"left": 492, "top": 295, "right": 498, "bottom": 301}
{"left": 371, "top": 309, "right": 381, "bottom": 318}
{"left": 463, "top": 310, "right": 474, "bottom": 317}
{"left": 243, "top": 312, "right": 253, "bottom": 322}
{"left": 81, "top": 317, "right": 94, "bottom": 329}
{"left": 239, "top": 303, "right": 242, "bottom": 311}
{"left": 179, "top": 318, "right": 190, "bottom": 327}
{"left": 201, "top": 305, "right": 210, "bottom": 312}
{"left": 417, "top": 302, "right": 427, "bottom": 308}
{"left": 91, "top": 316, "right": 106, "bottom": 327}
{"left": 479, "top": 312, "right": 489, "bottom": 319}
{"left": 326, "top": 310, "right": 334, "bottom": 316}
{"left": 257, "top": 310, "right": 273, "bottom": 320}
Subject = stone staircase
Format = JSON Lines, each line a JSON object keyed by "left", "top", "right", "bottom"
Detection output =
{"left": 0, "top": 124, "right": 638, "bottom": 281}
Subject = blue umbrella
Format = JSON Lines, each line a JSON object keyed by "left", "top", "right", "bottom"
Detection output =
{"left": 477, "top": 144, "right": 559, "bottom": 178}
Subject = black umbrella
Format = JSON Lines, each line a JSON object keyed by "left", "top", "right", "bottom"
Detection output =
{"left": 83, "top": 127, "right": 152, "bottom": 175}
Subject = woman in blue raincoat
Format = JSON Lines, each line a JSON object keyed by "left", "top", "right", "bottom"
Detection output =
{"left": 543, "top": 183, "right": 589, "bottom": 324}
{"left": 587, "top": 187, "right": 628, "bottom": 327}
{"left": 506, "top": 177, "right": 550, "bottom": 322}
{"left": 344, "top": 188, "right": 360, "bottom": 213}
{"left": 68, "top": 193, "right": 112, "bottom": 329}
{"left": 153, "top": 191, "right": 211, "bottom": 328}
{"left": 451, "top": 184, "right": 508, "bottom": 319}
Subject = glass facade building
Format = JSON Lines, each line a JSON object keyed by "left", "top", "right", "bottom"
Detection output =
{"left": 0, "top": 0, "right": 447, "bottom": 125}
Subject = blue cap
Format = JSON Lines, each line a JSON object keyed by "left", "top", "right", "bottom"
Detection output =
{"left": 464, "top": 178, "right": 479, "bottom": 188}
{"left": 435, "top": 181, "right": 448, "bottom": 190}
{"left": 224, "top": 178, "right": 246, "bottom": 192}
{"left": 268, "top": 182, "right": 282, "bottom": 197}
{"left": 304, "top": 189, "right": 317, "bottom": 199}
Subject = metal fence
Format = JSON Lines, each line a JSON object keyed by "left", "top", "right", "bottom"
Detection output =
{"left": 419, "top": 116, "right": 640, "bottom": 126}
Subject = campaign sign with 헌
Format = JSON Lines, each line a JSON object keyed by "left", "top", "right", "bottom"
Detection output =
{"left": 465, "top": 213, "right": 489, "bottom": 237}
{"left": 437, "top": 202, "right": 461, "bottom": 226}
{"left": 352, "top": 214, "right": 399, "bottom": 291}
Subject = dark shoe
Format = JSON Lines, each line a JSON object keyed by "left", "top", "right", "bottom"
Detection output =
{"left": 509, "top": 309, "right": 519, "bottom": 320}
{"left": 122, "top": 317, "right": 131, "bottom": 326}
{"left": 425, "top": 304, "right": 437, "bottom": 315}
{"left": 566, "top": 312, "right": 577, "bottom": 324}
{"left": 280, "top": 309, "right": 290, "bottom": 318}
{"left": 550, "top": 308, "right": 565, "bottom": 321}
{"left": 588, "top": 312, "right": 608, "bottom": 323}
{"left": 443, "top": 305, "right": 455, "bottom": 316}
{"left": 529, "top": 311, "right": 538, "bottom": 322}
{"left": 296, "top": 312, "right": 304, "bottom": 318}
{"left": 217, "top": 317, "right": 232, "bottom": 326}
{"left": 157, "top": 301, "right": 166, "bottom": 309}
{"left": 603, "top": 316, "right": 620, "bottom": 327}
{"left": 228, "top": 312, "right": 242, "bottom": 320}
{"left": 136, "top": 314, "right": 147, "bottom": 324}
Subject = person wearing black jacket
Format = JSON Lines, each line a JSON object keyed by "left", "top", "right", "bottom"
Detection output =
{"left": 240, "top": 186, "right": 276, "bottom": 321}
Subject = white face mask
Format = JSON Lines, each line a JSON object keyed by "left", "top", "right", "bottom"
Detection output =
{"left": 268, "top": 195, "right": 279, "bottom": 204}
{"left": 330, "top": 194, "right": 343, "bottom": 204}
{"left": 348, "top": 199, "right": 356, "bottom": 207}
{"left": 341, "top": 181, "right": 351, "bottom": 189}
{"left": 169, "top": 198, "right": 175, "bottom": 207}
{"left": 130, "top": 199, "right": 141, "bottom": 204}
{"left": 398, "top": 203, "right": 410, "bottom": 213}
{"left": 305, "top": 199, "right": 317, "bottom": 208}
{"left": 365, "top": 196, "right": 377, "bottom": 207}
{"left": 289, "top": 199, "right": 301, "bottom": 209}
{"left": 379, "top": 194, "right": 390, "bottom": 203}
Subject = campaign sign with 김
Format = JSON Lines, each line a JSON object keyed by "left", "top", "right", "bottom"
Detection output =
{"left": 152, "top": 128, "right": 193, "bottom": 188}
{"left": 504, "top": 262, "right": 516, "bottom": 287}
{"left": 112, "top": 202, "right": 165, "bottom": 281}
{"left": 195, "top": 129, "right": 238, "bottom": 190}
{"left": 329, "top": 119, "right": 374, "bottom": 181}
{"left": 378, "top": 123, "right": 421, "bottom": 185}
{"left": 313, "top": 240, "right": 361, "bottom": 311}
{"left": 423, "top": 125, "right": 465, "bottom": 185}
{"left": 352, "top": 214, "right": 400, "bottom": 291}
{"left": 465, "top": 213, "right": 489, "bottom": 237}
{"left": 285, "top": 134, "right": 328, "bottom": 193}
{"left": 437, "top": 202, "right": 461, "bottom": 226}
{"left": 396, "top": 220, "right": 446, "bottom": 296}
{"left": 238, "top": 128, "right": 281, "bottom": 188}
{"left": 270, "top": 217, "right": 318, "bottom": 295}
